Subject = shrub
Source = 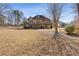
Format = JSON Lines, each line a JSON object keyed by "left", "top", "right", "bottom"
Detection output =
{"left": 23, "top": 25, "right": 27, "bottom": 29}
{"left": 65, "top": 25, "right": 75, "bottom": 34}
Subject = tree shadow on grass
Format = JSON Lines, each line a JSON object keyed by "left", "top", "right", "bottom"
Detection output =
{"left": 67, "top": 33, "right": 79, "bottom": 37}
{"left": 11, "top": 28, "right": 43, "bottom": 30}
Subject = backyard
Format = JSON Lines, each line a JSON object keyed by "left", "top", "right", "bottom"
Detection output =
{"left": 0, "top": 3, "right": 79, "bottom": 56}
{"left": 0, "top": 27, "right": 79, "bottom": 56}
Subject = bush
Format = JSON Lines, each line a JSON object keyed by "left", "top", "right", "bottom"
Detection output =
{"left": 65, "top": 25, "right": 75, "bottom": 34}
{"left": 23, "top": 25, "right": 27, "bottom": 29}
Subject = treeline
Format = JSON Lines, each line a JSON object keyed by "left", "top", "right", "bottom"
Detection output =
{"left": 0, "top": 4, "right": 26, "bottom": 27}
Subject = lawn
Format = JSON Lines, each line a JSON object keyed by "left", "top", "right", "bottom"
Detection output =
{"left": 0, "top": 27, "right": 79, "bottom": 56}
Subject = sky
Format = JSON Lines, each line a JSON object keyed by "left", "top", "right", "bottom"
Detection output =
{"left": 9, "top": 3, "right": 77, "bottom": 23}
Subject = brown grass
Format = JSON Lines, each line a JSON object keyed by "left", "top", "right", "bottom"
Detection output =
{"left": 0, "top": 27, "right": 79, "bottom": 56}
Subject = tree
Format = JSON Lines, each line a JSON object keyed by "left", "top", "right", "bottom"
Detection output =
{"left": 48, "top": 3, "right": 63, "bottom": 33}
{"left": 73, "top": 3, "right": 79, "bottom": 17}
{"left": 0, "top": 14, "right": 5, "bottom": 26}
{"left": 0, "top": 3, "right": 12, "bottom": 26}
{"left": 76, "top": 3, "right": 79, "bottom": 16}
{"left": 7, "top": 10, "right": 14, "bottom": 26}
{"left": 12, "top": 10, "right": 23, "bottom": 26}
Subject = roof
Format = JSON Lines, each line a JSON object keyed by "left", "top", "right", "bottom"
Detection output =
{"left": 28, "top": 15, "right": 51, "bottom": 21}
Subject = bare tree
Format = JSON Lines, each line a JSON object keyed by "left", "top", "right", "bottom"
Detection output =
{"left": 0, "top": 4, "right": 12, "bottom": 26}
{"left": 48, "top": 3, "right": 63, "bottom": 33}
{"left": 45, "top": 4, "right": 79, "bottom": 55}
{"left": 0, "top": 4, "right": 11, "bottom": 14}
{"left": 76, "top": 3, "right": 79, "bottom": 16}
{"left": 12, "top": 10, "right": 23, "bottom": 26}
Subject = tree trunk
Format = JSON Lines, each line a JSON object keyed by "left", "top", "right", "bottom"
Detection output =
{"left": 54, "top": 21, "right": 58, "bottom": 33}
{"left": 77, "top": 3, "right": 79, "bottom": 16}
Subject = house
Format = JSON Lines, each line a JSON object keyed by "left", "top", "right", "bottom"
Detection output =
{"left": 24, "top": 15, "right": 52, "bottom": 29}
